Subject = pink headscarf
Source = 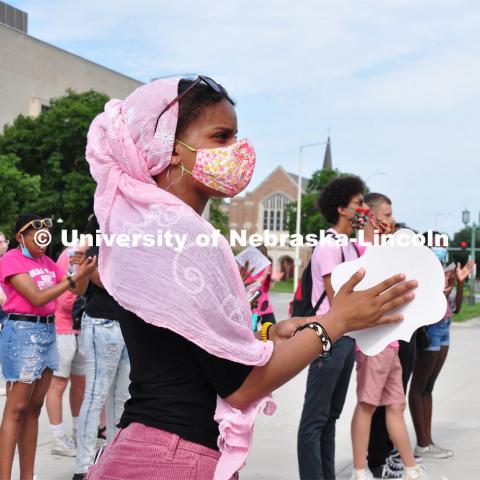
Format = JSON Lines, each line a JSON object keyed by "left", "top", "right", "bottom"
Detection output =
{"left": 86, "top": 78, "right": 274, "bottom": 479}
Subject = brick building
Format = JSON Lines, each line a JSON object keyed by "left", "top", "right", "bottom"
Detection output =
{"left": 227, "top": 139, "right": 332, "bottom": 280}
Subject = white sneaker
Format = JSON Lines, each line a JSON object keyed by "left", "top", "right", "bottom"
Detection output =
{"left": 414, "top": 444, "right": 449, "bottom": 459}
{"left": 351, "top": 468, "right": 374, "bottom": 480}
{"left": 50, "top": 434, "right": 77, "bottom": 457}
{"left": 431, "top": 442, "right": 453, "bottom": 458}
{"left": 67, "top": 434, "right": 76, "bottom": 449}
{"left": 404, "top": 464, "right": 430, "bottom": 479}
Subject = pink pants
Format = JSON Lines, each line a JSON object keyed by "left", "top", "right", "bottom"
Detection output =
{"left": 87, "top": 422, "right": 231, "bottom": 480}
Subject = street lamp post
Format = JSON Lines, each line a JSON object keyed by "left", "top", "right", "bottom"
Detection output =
{"left": 364, "top": 171, "right": 386, "bottom": 184}
{"left": 294, "top": 141, "right": 326, "bottom": 291}
{"left": 462, "top": 209, "right": 477, "bottom": 305}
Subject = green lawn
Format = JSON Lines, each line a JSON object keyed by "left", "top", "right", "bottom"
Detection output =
{"left": 271, "top": 279, "right": 294, "bottom": 294}
{"left": 453, "top": 301, "right": 480, "bottom": 322}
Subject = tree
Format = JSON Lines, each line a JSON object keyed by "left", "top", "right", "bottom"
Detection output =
{"left": 286, "top": 168, "right": 361, "bottom": 236}
{"left": 0, "top": 154, "right": 41, "bottom": 235}
{"left": 305, "top": 169, "right": 340, "bottom": 193}
{"left": 0, "top": 89, "right": 109, "bottom": 250}
{"left": 209, "top": 198, "right": 230, "bottom": 236}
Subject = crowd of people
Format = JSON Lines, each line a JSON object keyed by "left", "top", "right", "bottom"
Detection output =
{"left": 0, "top": 76, "right": 473, "bottom": 480}
{"left": 294, "top": 178, "right": 473, "bottom": 480}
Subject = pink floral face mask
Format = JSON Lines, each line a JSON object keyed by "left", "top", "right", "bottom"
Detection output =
{"left": 175, "top": 138, "right": 256, "bottom": 197}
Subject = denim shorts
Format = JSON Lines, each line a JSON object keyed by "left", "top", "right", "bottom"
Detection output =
{"left": 0, "top": 311, "right": 7, "bottom": 360}
{"left": 425, "top": 317, "right": 451, "bottom": 351}
{"left": 0, "top": 318, "right": 58, "bottom": 383}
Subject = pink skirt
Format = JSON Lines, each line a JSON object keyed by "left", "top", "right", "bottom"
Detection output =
{"left": 87, "top": 422, "right": 231, "bottom": 480}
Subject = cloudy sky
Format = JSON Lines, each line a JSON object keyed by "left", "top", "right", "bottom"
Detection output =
{"left": 9, "top": 0, "right": 480, "bottom": 235}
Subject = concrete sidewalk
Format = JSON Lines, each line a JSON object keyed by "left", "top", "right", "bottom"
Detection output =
{"left": 243, "top": 296, "right": 480, "bottom": 480}
{"left": 1, "top": 294, "right": 479, "bottom": 479}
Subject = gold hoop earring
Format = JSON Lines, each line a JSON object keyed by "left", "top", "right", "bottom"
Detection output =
{"left": 166, "top": 164, "right": 184, "bottom": 190}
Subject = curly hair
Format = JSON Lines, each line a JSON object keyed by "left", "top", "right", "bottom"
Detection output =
{"left": 318, "top": 176, "right": 365, "bottom": 225}
{"left": 175, "top": 78, "right": 235, "bottom": 138}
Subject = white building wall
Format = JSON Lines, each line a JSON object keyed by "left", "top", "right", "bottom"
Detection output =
{"left": 0, "top": 24, "right": 143, "bottom": 128}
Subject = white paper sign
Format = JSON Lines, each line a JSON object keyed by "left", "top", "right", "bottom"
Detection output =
{"left": 235, "top": 246, "right": 271, "bottom": 277}
{"left": 331, "top": 229, "right": 447, "bottom": 356}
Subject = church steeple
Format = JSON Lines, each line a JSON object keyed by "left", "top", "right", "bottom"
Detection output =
{"left": 322, "top": 136, "right": 332, "bottom": 170}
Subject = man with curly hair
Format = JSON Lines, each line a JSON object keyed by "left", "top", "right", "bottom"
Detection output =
{"left": 297, "top": 175, "right": 368, "bottom": 480}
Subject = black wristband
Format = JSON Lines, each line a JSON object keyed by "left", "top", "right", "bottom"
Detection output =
{"left": 294, "top": 322, "right": 333, "bottom": 359}
{"left": 66, "top": 275, "right": 76, "bottom": 289}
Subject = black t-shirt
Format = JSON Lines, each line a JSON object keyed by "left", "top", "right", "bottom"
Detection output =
{"left": 84, "top": 247, "right": 123, "bottom": 320}
{"left": 117, "top": 307, "right": 254, "bottom": 451}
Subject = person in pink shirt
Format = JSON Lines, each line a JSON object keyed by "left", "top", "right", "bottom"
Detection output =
{"left": 46, "top": 247, "right": 86, "bottom": 458}
{"left": 297, "top": 175, "right": 366, "bottom": 480}
{"left": 0, "top": 230, "right": 8, "bottom": 397}
{"left": 0, "top": 214, "right": 96, "bottom": 480}
{"left": 248, "top": 245, "right": 284, "bottom": 327}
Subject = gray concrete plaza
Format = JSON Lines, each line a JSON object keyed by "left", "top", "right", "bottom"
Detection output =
{"left": 1, "top": 293, "right": 478, "bottom": 479}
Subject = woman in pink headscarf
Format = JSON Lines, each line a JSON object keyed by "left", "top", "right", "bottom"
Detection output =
{"left": 84, "top": 76, "right": 417, "bottom": 480}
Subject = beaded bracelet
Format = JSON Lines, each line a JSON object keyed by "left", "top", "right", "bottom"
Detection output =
{"left": 294, "top": 322, "right": 332, "bottom": 359}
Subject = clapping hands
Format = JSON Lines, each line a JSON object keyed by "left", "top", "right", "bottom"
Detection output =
{"left": 456, "top": 259, "right": 474, "bottom": 283}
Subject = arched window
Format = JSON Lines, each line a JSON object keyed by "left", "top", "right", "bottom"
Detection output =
{"left": 262, "top": 193, "right": 289, "bottom": 232}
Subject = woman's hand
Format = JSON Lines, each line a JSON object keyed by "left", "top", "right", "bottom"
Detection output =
{"left": 370, "top": 215, "right": 395, "bottom": 235}
{"left": 239, "top": 260, "right": 255, "bottom": 286}
{"left": 75, "top": 256, "right": 98, "bottom": 279}
{"left": 379, "top": 220, "right": 395, "bottom": 235}
{"left": 70, "top": 248, "right": 87, "bottom": 265}
{"left": 268, "top": 317, "right": 313, "bottom": 344}
{"left": 228, "top": 269, "right": 417, "bottom": 409}
{"left": 270, "top": 269, "right": 416, "bottom": 344}
{"left": 443, "top": 271, "right": 455, "bottom": 295}
{"left": 271, "top": 271, "right": 284, "bottom": 282}
{"left": 456, "top": 259, "right": 474, "bottom": 284}
{"left": 328, "top": 268, "right": 417, "bottom": 336}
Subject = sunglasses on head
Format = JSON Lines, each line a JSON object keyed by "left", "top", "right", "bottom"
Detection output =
{"left": 154, "top": 75, "right": 232, "bottom": 133}
{"left": 18, "top": 218, "right": 53, "bottom": 234}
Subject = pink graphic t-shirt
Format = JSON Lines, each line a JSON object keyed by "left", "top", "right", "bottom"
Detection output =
{"left": 248, "top": 266, "right": 274, "bottom": 316}
{"left": 355, "top": 242, "right": 399, "bottom": 351}
{"left": 0, "top": 248, "right": 64, "bottom": 316}
{"left": 55, "top": 248, "right": 79, "bottom": 334}
{"left": 311, "top": 228, "right": 360, "bottom": 316}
